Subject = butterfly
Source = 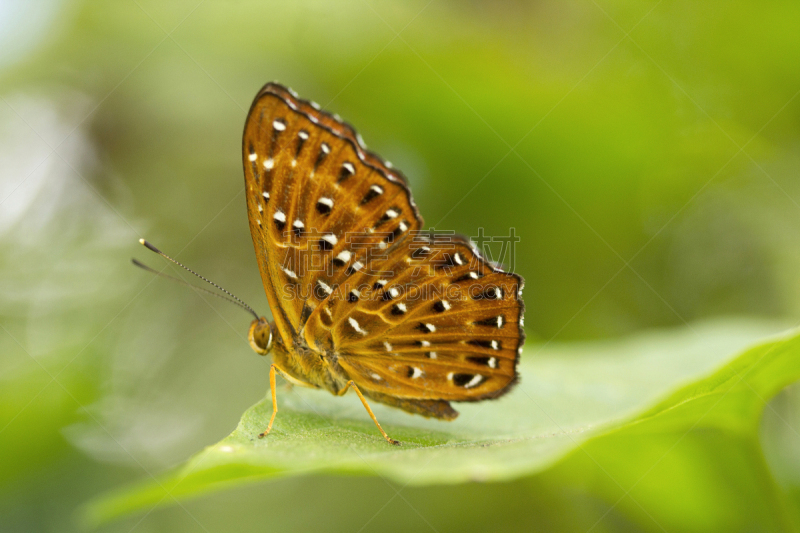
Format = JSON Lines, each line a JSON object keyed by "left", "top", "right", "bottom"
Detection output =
{"left": 243, "top": 83, "right": 525, "bottom": 445}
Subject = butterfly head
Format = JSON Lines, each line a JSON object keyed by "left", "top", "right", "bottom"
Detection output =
{"left": 248, "top": 317, "right": 274, "bottom": 355}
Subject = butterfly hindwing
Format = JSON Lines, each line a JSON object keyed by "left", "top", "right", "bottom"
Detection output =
{"left": 332, "top": 235, "right": 524, "bottom": 401}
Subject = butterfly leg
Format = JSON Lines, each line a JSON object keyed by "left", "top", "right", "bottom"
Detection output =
{"left": 339, "top": 381, "right": 400, "bottom": 446}
{"left": 258, "top": 364, "right": 283, "bottom": 439}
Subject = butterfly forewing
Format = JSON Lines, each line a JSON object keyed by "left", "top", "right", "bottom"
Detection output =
{"left": 243, "top": 84, "right": 421, "bottom": 348}
{"left": 243, "top": 83, "right": 524, "bottom": 409}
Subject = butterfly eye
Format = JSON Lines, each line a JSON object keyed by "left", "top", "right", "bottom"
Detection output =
{"left": 248, "top": 319, "right": 273, "bottom": 355}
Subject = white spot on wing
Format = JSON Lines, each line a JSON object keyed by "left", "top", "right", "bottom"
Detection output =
{"left": 322, "top": 233, "right": 338, "bottom": 246}
{"left": 317, "top": 280, "right": 332, "bottom": 296}
{"left": 336, "top": 250, "right": 351, "bottom": 263}
{"left": 410, "top": 367, "right": 422, "bottom": 379}
{"left": 273, "top": 119, "right": 286, "bottom": 131}
{"left": 488, "top": 357, "right": 497, "bottom": 369}
{"left": 348, "top": 317, "right": 367, "bottom": 335}
{"left": 248, "top": 153, "right": 257, "bottom": 161}
{"left": 383, "top": 341, "right": 392, "bottom": 352}
{"left": 264, "top": 158, "right": 274, "bottom": 170}
{"left": 464, "top": 375, "right": 484, "bottom": 388}
{"left": 273, "top": 210, "right": 286, "bottom": 223}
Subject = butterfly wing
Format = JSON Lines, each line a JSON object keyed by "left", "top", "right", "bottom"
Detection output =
{"left": 243, "top": 83, "right": 524, "bottom": 406}
{"left": 311, "top": 234, "right": 524, "bottom": 402}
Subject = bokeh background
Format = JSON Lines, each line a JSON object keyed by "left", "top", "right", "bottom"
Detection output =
{"left": 2, "top": 1, "right": 800, "bottom": 531}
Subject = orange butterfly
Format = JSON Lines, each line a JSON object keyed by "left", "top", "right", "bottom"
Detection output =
{"left": 243, "top": 83, "right": 525, "bottom": 445}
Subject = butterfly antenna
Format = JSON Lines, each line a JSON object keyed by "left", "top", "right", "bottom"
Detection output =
{"left": 135, "top": 239, "right": 260, "bottom": 320}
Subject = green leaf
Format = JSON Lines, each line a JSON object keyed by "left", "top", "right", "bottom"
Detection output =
{"left": 83, "top": 320, "right": 800, "bottom": 528}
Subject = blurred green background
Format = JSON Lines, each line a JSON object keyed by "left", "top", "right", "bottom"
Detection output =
{"left": 1, "top": 0, "right": 799, "bottom": 531}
